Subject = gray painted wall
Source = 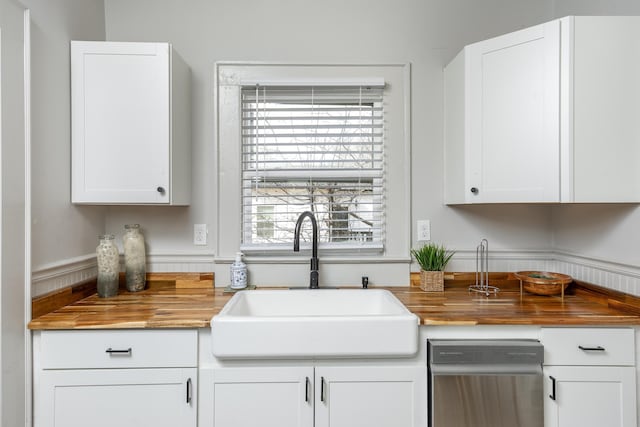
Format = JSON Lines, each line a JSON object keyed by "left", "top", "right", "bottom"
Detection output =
{"left": 1, "top": 1, "right": 27, "bottom": 424}
{"left": 548, "top": 1, "right": 640, "bottom": 267}
{"left": 100, "top": 0, "right": 556, "bottom": 284}
{"left": 28, "top": 0, "right": 107, "bottom": 272}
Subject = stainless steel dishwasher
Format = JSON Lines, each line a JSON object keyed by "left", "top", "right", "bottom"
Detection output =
{"left": 428, "top": 339, "right": 544, "bottom": 427}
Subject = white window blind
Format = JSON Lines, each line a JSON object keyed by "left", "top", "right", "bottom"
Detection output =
{"left": 240, "top": 84, "right": 385, "bottom": 253}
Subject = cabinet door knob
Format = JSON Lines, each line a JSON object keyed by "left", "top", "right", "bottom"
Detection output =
{"left": 470, "top": 187, "right": 479, "bottom": 194}
{"left": 157, "top": 186, "right": 166, "bottom": 194}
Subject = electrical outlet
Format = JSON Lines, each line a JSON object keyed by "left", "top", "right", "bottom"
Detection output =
{"left": 417, "top": 220, "right": 431, "bottom": 241}
{"left": 194, "top": 224, "right": 207, "bottom": 245}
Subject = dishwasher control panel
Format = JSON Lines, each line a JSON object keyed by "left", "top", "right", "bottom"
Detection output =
{"left": 429, "top": 339, "right": 544, "bottom": 365}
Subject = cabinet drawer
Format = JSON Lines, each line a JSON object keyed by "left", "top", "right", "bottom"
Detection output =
{"left": 541, "top": 328, "right": 635, "bottom": 366}
{"left": 40, "top": 329, "right": 197, "bottom": 369}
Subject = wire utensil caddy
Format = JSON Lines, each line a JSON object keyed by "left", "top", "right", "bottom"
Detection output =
{"left": 469, "top": 239, "right": 499, "bottom": 297}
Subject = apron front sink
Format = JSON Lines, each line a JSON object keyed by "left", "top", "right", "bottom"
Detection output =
{"left": 210, "top": 289, "right": 419, "bottom": 359}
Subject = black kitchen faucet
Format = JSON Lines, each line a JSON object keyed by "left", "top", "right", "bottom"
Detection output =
{"left": 293, "top": 211, "right": 319, "bottom": 289}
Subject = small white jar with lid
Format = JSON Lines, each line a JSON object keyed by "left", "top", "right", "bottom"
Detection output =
{"left": 230, "top": 252, "right": 247, "bottom": 289}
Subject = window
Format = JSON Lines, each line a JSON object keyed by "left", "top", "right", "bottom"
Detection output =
{"left": 240, "top": 85, "right": 385, "bottom": 252}
{"left": 216, "top": 63, "right": 410, "bottom": 271}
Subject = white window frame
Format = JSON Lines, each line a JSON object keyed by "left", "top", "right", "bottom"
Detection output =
{"left": 215, "top": 63, "right": 411, "bottom": 263}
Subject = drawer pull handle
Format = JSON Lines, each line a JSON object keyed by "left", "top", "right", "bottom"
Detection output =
{"left": 549, "top": 376, "right": 556, "bottom": 401}
{"left": 105, "top": 347, "right": 132, "bottom": 355}
{"left": 578, "top": 345, "right": 605, "bottom": 352}
{"left": 186, "top": 378, "right": 192, "bottom": 404}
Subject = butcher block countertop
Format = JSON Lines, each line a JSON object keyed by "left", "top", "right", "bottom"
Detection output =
{"left": 28, "top": 272, "right": 640, "bottom": 330}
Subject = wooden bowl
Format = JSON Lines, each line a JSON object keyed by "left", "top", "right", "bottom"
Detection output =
{"left": 514, "top": 271, "right": 572, "bottom": 296}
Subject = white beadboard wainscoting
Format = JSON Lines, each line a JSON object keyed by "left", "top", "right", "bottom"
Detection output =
{"left": 554, "top": 253, "right": 640, "bottom": 296}
{"left": 31, "top": 255, "right": 98, "bottom": 297}
{"left": 31, "top": 250, "right": 640, "bottom": 298}
{"left": 31, "top": 253, "right": 215, "bottom": 297}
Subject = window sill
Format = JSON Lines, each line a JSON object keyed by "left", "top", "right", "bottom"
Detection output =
{"left": 239, "top": 242, "right": 383, "bottom": 257}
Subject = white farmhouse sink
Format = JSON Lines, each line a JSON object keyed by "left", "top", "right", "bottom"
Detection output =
{"left": 210, "top": 289, "right": 419, "bottom": 359}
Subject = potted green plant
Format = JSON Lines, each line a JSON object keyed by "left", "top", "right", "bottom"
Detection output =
{"left": 411, "top": 243, "right": 455, "bottom": 292}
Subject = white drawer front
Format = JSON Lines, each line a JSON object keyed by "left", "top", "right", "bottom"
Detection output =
{"left": 40, "top": 329, "right": 197, "bottom": 369}
{"left": 541, "top": 327, "right": 635, "bottom": 366}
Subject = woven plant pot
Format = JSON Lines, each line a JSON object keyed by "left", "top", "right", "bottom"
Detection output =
{"left": 420, "top": 270, "right": 444, "bottom": 292}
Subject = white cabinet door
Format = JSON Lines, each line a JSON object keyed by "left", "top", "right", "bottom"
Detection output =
{"left": 212, "top": 366, "right": 314, "bottom": 427}
{"left": 37, "top": 368, "right": 196, "bottom": 427}
{"left": 544, "top": 366, "right": 637, "bottom": 427}
{"left": 315, "top": 365, "right": 426, "bottom": 427}
{"left": 71, "top": 41, "right": 190, "bottom": 205}
{"left": 566, "top": 16, "right": 640, "bottom": 202}
{"left": 465, "top": 20, "right": 560, "bottom": 203}
{"left": 445, "top": 16, "right": 640, "bottom": 205}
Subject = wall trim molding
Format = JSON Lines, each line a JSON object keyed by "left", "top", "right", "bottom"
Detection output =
{"left": 451, "top": 249, "right": 553, "bottom": 260}
{"left": 31, "top": 249, "right": 640, "bottom": 297}
{"left": 31, "top": 252, "right": 216, "bottom": 296}
{"left": 31, "top": 254, "right": 97, "bottom": 297}
{"left": 32, "top": 254, "right": 96, "bottom": 282}
{"left": 552, "top": 251, "right": 640, "bottom": 279}
{"left": 551, "top": 250, "right": 640, "bottom": 296}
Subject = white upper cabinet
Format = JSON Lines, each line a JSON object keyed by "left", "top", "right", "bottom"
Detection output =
{"left": 565, "top": 17, "right": 640, "bottom": 202}
{"left": 444, "top": 16, "right": 640, "bottom": 204}
{"left": 71, "top": 41, "right": 191, "bottom": 205}
{"left": 445, "top": 20, "right": 561, "bottom": 204}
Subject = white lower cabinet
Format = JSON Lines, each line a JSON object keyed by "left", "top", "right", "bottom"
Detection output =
{"left": 33, "top": 330, "right": 198, "bottom": 427}
{"left": 315, "top": 365, "right": 424, "bottom": 427}
{"left": 38, "top": 368, "right": 197, "bottom": 427}
{"left": 543, "top": 366, "right": 636, "bottom": 427}
{"left": 541, "top": 328, "right": 637, "bottom": 427}
{"left": 211, "top": 364, "right": 426, "bottom": 427}
{"left": 212, "top": 366, "right": 313, "bottom": 427}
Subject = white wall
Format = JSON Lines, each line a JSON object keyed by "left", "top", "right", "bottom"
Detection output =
{"left": 28, "top": 0, "right": 107, "bottom": 268}
{"left": 548, "top": 0, "right": 640, "bottom": 268}
{"left": 0, "top": 0, "right": 26, "bottom": 424}
{"left": 552, "top": 0, "right": 640, "bottom": 18}
{"left": 27, "top": 0, "right": 106, "bottom": 297}
{"left": 101, "top": 0, "right": 556, "bottom": 285}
